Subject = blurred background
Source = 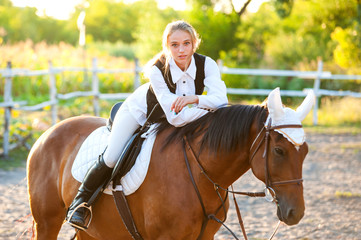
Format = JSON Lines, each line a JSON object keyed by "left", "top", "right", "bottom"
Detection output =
{"left": 1, "top": 2, "right": 360, "bottom": 239}
{"left": 0, "top": 0, "right": 361, "bottom": 162}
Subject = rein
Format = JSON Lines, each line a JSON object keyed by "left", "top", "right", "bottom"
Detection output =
{"left": 182, "top": 119, "right": 303, "bottom": 239}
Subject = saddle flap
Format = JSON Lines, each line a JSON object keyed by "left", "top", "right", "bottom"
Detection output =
{"left": 72, "top": 125, "right": 157, "bottom": 196}
{"left": 107, "top": 126, "right": 149, "bottom": 188}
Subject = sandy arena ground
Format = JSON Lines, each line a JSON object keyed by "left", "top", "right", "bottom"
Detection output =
{"left": 1, "top": 132, "right": 360, "bottom": 239}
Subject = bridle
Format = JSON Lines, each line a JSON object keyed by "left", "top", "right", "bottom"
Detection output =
{"left": 182, "top": 118, "right": 304, "bottom": 240}
{"left": 249, "top": 119, "right": 304, "bottom": 203}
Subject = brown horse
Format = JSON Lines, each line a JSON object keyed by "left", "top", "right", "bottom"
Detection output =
{"left": 27, "top": 89, "right": 313, "bottom": 239}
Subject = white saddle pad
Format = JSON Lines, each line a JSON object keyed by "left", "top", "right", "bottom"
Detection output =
{"left": 71, "top": 125, "right": 157, "bottom": 195}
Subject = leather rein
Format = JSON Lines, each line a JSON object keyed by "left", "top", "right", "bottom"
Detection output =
{"left": 182, "top": 119, "right": 304, "bottom": 240}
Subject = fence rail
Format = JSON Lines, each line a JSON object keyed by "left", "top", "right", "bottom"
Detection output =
{"left": 1, "top": 58, "right": 360, "bottom": 157}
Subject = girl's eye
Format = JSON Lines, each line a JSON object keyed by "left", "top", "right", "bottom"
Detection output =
{"left": 184, "top": 42, "right": 191, "bottom": 46}
{"left": 171, "top": 44, "right": 178, "bottom": 47}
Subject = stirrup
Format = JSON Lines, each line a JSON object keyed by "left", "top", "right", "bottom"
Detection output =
{"left": 67, "top": 202, "right": 93, "bottom": 231}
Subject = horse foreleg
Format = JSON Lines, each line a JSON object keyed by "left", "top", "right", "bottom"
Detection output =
{"left": 32, "top": 214, "right": 65, "bottom": 240}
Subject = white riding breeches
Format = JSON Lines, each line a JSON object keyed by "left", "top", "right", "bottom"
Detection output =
{"left": 103, "top": 107, "right": 141, "bottom": 168}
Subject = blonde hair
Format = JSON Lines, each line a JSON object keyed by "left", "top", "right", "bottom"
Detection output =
{"left": 162, "top": 20, "right": 201, "bottom": 55}
{"left": 144, "top": 20, "right": 201, "bottom": 78}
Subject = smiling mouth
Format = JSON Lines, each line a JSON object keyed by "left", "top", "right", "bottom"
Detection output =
{"left": 179, "top": 55, "right": 187, "bottom": 59}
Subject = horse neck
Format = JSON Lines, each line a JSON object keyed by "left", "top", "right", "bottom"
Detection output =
{"left": 203, "top": 151, "right": 250, "bottom": 188}
{"left": 184, "top": 105, "right": 267, "bottom": 187}
{"left": 193, "top": 121, "right": 262, "bottom": 189}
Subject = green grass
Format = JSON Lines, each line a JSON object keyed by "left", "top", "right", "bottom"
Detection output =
{"left": 0, "top": 148, "right": 28, "bottom": 170}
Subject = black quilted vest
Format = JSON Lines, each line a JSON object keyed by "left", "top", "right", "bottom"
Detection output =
{"left": 146, "top": 53, "right": 206, "bottom": 123}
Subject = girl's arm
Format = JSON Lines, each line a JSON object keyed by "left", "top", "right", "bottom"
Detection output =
{"left": 149, "top": 66, "right": 208, "bottom": 127}
{"left": 197, "top": 57, "right": 228, "bottom": 110}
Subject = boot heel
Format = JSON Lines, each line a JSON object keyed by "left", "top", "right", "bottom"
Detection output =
{"left": 67, "top": 202, "right": 93, "bottom": 230}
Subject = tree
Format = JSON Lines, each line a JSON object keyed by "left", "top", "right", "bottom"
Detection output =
{"left": 84, "top": 0, "right": 140, "bottom": 43}
{"left": 261, "top": 0, "right": 360, "bottom": 70}
{"left": 0, "top": 0, "right": 14, "bottom": 43}
{"left": 186, "top": 0, "right": 252, "bottom": 16}
{"left": 272, "top": 0, "right": 294, "bottom": 18}
{"left": 220, "top": 3, "right": 281, "bottom": 67}
{"left": 0, "top": 0, "right": 77, "bottom": 44}
{"left": 133, "top": 0, "right": 181, "bottom": 63}
{"left": 186, "top": 9, "right": 239, "bottom": 60}
{"left": 184, "top": 0, "right": 241, "bottom": 60}
{"left": 331, "top": 0, "right": 361, "bottom": 74}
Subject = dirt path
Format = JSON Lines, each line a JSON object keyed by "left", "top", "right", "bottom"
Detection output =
{"left": 1, "top": 132, "right": 360, "bottom": 239}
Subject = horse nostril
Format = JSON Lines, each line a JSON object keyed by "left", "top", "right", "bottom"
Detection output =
{"left": 287, "top": 208, "right": 295, "bottom": 219}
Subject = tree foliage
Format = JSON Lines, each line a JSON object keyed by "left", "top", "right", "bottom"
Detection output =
{"left": 330, "top": 0, "right": 361, "bottom": 74}
{"left": 132, "top": 0, "right": 181, "bottom": 63}
{"left": 272, "top": 0, "right": 294, "bottom": 18}
{"left": 84, "top": 0, "right": 140, "bottom": 43}
{"left": 186, "top": 3, "right": 240, "bottom": 60}
{"left": 0, "top": 0, "right": 77, "bottom": 44}
{"left": 1, "top": 0, "right": 360, "bottom": 80}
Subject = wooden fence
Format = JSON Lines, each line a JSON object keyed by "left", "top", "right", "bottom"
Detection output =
{"left": 1, "top": 58, "right": 360, "bottom": 157}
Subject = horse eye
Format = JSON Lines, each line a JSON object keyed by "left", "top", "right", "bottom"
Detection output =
{"left": 274, "top": 147, "right": 284, "bottom": 156}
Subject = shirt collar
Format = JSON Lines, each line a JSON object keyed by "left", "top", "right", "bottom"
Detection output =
{"left": 169, "top": 55, "right": 196, "bottom": 84}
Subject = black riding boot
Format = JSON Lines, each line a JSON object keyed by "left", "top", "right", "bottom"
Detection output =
{"left": 66, "top": 154, "right": 112, "bottom": 230}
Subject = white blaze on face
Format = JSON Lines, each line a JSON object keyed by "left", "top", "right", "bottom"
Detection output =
{"left": 266, "top": 88, "right": 315, "bottom": 149}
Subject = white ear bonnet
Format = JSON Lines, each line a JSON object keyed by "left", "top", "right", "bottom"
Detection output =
{"left": 266, "top": 88, "right": 315, "bottom": 148}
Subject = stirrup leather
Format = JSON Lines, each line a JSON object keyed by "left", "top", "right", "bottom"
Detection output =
{"left": 67, "top": 202, "right": 93, "bottom": 231}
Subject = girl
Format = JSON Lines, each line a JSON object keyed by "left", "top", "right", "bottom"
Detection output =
{"left": 66, "top": 20, "right": 228, "bottom": 230}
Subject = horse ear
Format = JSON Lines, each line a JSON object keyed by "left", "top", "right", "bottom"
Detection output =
{"left": 296, "top": 90, "right": 316, "bottom": 122}
{"left": 267, "top": 87, "right": 285, "bottom": 122}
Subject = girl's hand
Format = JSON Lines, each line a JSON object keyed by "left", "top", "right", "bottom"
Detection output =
{"left": 171, "top": 95, "right": 199, "bottom": 114}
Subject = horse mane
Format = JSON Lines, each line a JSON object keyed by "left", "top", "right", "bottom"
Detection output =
{"left": 155, "top": 104, "right": 268, "bottom": 154}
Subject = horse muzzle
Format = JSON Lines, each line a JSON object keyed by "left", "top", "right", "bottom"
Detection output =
{"left": 277, "top": 200, "right": 305, "bottom": 225}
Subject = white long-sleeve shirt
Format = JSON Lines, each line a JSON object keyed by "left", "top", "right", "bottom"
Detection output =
{"left": 122, "top": 54, "right": 228, "bottom": 127}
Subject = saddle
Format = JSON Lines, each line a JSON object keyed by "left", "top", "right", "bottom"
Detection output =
{"left": 107, "top": 102, "right": 149, "bottom": 188}
{"left": 84, "top": 102, "right": 147, "bottom": 202}
{"left": 85, "top": 102, "right": 159, "bottom": 240}
{"left": 106, "top": 101, "right": 123, "bottom": 131}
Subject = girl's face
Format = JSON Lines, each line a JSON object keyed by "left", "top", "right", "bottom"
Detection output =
{"left": 167, "top": 30, "right": 194, "bottom": 71}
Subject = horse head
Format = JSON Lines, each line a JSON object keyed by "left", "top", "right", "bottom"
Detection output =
{"left": 250, "top": 88, "right": 315, "bottom": 225}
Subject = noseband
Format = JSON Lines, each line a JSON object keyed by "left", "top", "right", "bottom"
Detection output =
{"left": 249, "top": 119, "right": 304, "bottom": 202}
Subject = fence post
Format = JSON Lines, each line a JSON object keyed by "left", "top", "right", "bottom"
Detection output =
{"left": 134, "top": 58, "right": 140, "bottom": 90}
{"left": 3, "top": 62, "right": 13, "bottom": 158}
{"left": 313, "top": 59, "right": 323, "bottom": 125}
{"left": 49, "top": 61, "right": 57, "bottom": 125}
{"left": 92, "top": 58, "right": 100, "bottom": 116}
{"left": 217, "top": 59, "right": 224, "bottom": 74}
